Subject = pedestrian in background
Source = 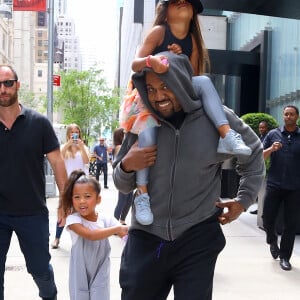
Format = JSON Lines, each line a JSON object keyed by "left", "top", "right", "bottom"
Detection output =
{"left": 112, "top": 128, "right": 133, "bottom": 225}
{"left": 262, "top": 105, "right": 300, "bottom": 271}
{"left": 94, "top": 137, "right": 109, "bottom": 189}
{"left": 113, "top": 52, "right": 265, "bottom": 300}
{"left": 0, "top": 64, "right": 67, "bottom": 300}
{"left": 250, "top": 120, "right": 270, "bottom": 214}
{"left": 62, "top": 170, "right": 128, "bottom": 300}
{"left": 51, "top": 123, "right": 90, "bottom": 249}
{"left": 258, "top": 120, "right": 269, "bottom": 142}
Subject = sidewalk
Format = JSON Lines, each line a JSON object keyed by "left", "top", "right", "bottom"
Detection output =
{"left": 4, "top": 168, "right": 300, "bottom": 299}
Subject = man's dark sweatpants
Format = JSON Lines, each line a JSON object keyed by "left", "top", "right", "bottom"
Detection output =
{"left": 120, "top": 214, "right": 226, "bottom": 300}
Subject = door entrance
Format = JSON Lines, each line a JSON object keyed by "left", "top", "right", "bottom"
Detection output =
{"left": 208, "top": 30, "right": 271, "bottom": 115}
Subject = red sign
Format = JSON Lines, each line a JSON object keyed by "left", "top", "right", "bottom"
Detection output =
{"left": 13, "top": 0, "right": 46, "bottom": 12}
{"left": 53, "top": 75, "right": 61, "bottom": 87}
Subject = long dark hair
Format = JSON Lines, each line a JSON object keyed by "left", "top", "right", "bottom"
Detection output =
{"left": 62, "top": 170, "right": 101, "bottom": 217}
{"left": 113, "top": 128, "right": 125, "bottom": 147}
{"left": 154, "top": 1, "right": 210, "bottom": 74}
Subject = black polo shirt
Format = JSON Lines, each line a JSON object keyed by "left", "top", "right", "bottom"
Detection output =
{"left": 263, "top": 126, "right": 300, "bottom": 190}
{"left": 0, "top": 105, "right": 59, "bottom": 215}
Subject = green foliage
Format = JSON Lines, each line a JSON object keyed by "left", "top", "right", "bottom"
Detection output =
{"left": 19, "top": 85, "right": 40, "bottom": 111}
{"left": 241, "top": 112, "right": 279, "bottom": 174}
{"left": 54, "top": 67, "right": 120, "bottom": 141}
{"left": 240, "top": 112, "right": 279, "bottom": 135}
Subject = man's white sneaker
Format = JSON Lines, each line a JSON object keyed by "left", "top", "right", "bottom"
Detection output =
{"left": 134, "top": 193, "right": 153, "bottom": 225}
{"left": 217, "top": 129, "right": 252, "bottom": 156}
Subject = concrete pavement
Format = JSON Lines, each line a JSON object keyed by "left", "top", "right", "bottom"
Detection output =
{"left": 4, "top": 167, "right": 300, "bottom": 299}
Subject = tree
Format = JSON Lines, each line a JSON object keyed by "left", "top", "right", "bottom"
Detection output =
{"left": 92, "top": 87, "right": 121, "bottom": 138}
{"left": 19, "top": 84, "right": 45, "bottom": 112}
{"left": 54, "top": 67, "right": 120, "bottom": 142}
{"left": 240, "top": 112, "right": 278, "bottom": 135}
{"left": 241, "top": 112, "right": 279, "bottom": 173}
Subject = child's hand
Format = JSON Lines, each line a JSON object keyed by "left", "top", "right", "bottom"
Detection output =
{"left": 168, "top": 43, "right": 182, "bottom": 55}
{"left": 117, "top": 225, "right": 129, "bottom": 238}
{"left": 151, "top": 55, "right": 169, "bottom": 74}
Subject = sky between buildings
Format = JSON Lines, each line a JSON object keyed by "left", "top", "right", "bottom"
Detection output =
{"left": 67, "top": 0, "right": 119, "bottom": 87}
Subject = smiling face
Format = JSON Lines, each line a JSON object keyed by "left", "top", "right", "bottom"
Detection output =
{"left": 72, "top": 183, "right": 101, "bottom": 221}
{"left": 146, "top": 71, "right": 182, "bottom": 118}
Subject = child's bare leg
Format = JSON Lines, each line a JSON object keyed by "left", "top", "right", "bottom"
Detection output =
{"left": 192, "top": 75, "right": 251, "bottom": 156}
{"left": 218, "top": 124, "right": 230, "bottom": 138}
{"left": 137, "top": 184, "right": 148, "bottom": 194}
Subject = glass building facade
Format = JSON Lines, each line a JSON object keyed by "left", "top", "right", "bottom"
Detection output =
{"left": 226, "top": 12, "right": 300, "bottom": 124}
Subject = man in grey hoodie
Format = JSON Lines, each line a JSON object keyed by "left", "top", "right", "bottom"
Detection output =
{"left": 113, "top": 51, "right": 265, "bottom": 300}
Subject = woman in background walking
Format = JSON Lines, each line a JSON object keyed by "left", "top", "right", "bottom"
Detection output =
{"left": 113, "top": 128, "right": 133, "bottom": 225}
{"left": 51, "top": 123, "right": 90, "bottom": 249}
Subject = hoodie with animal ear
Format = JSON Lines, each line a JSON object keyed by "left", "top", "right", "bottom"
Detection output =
{"left": 113, "top": 51, "right": 265, "bottom": 241}
{"left": 133, "top": 51, "right": 202, "bottom": 116}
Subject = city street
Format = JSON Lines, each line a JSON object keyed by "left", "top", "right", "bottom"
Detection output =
{"left": 4, "top": 166, "right": 300, "bottom": 299}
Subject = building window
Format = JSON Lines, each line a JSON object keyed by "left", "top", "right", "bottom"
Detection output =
{"left": 134, "top": 0, "right": 144, "bottom": 24}
{"left": 38, "top": 70, "right": 43, "bottom": 77}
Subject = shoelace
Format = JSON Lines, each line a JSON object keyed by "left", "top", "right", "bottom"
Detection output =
{"left": 135, "top": 196, "right": 150, "bottom": 212}
{"left": 232, "top": 132, "right": 245, "bottom": 145}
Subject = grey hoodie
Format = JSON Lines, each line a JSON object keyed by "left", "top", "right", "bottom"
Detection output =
{"left": 113, "top": 52, "right": 265, "bottom": 241}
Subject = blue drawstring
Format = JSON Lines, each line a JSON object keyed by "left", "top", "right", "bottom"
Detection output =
{"left": 156, "top": 241, "right": 165, "bottom": 258}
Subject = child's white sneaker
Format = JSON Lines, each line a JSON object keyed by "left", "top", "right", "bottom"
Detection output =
{"left": 134, "top": 193, "right": 153, "bottom": 225}
{"left": 217, "top": 129, "right": 252, "bottom": 156}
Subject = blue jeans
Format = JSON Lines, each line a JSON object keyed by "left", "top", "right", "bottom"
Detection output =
{"left": 95, "top": 162, "right": 108, "bottom": 187}
{"left": 0, "top": 213, "right": 57, "bottom": 300}
{"left": 54, "top": 222, "right": 64, "bottom": 239}
{"left": 114, "top": 191, "right": 133, "bottom": 222}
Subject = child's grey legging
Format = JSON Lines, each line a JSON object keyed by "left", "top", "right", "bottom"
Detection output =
{"left": 136, "top": 75, "right": 228, "bottom": 186}
{"left": 192, "top": 75, "right": 228, "bottom": 128}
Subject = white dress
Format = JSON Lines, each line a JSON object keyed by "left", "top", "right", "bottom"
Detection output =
{"left": 66, "top": 213, "right": 119, "bottom": 300}
{"left": 64, "top": 149, "right": 89, "bottom": 176}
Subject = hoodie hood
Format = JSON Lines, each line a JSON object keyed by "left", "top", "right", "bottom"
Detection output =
{"left": 132, "top": 51, "right": 202, "bottom": 118}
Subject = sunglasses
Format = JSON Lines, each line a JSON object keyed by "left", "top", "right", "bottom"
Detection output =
{"left": 0, "top": 79, "right": 17, "bottom": 88}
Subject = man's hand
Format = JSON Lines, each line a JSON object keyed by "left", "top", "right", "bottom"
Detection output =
{"left": 216, "top": 200, "right": 245, "bottom": 225}
{"left": 121, "top": 142, "right": 157, "bottom": 172}
{"left": 270, "top": 141, "right": 282, "bottom": 152}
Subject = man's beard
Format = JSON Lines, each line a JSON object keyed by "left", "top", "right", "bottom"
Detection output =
{"left": 0, "top": 93, "right": 18, "bottom": 107}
